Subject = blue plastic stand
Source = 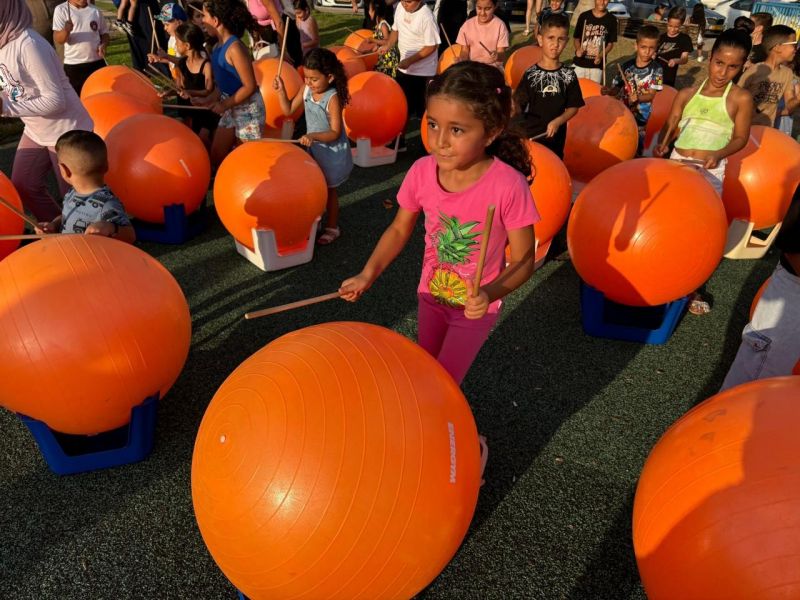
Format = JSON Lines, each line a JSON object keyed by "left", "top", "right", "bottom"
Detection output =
{"left": 132, "top": 202, "right": 207, "bottom": 244}
{"left": 18, "top": 393, "right": 160, "bottom": 476}
{"left": 580, "top": 282, "right": 688, "bottom": 345}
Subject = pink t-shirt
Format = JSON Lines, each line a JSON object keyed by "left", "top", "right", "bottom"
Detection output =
{"left": 456, "top": 16, "right": 509, "bottom": 69}
{"left": 398, "top": 155, "right": 540, "bottom": 313}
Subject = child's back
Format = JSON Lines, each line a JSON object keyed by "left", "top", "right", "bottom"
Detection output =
{"left": 739, "top": 62, "right": 795, "bottom": 126}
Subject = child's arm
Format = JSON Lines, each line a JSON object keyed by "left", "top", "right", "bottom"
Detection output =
{"left": 546, "top": 107, "right": 579, "bottom": 137}
{"left": 85, "top": 221, "right": 136, "bottom": 244}
{"left": 573, "top": 16, "right": 585, "bottom": 57}
{"left": 784, "top": 80, "right": 800, "bottom": 114}
{"left": 653, "top": 86, "right": 692, "bottom": 156}
{"left": 35, "top": 215, "right": 62, "bottom": 234}
{"left": 272, "top": 77, "right": 303, "bottom": 116}
{"left": 708, "top": 87, "right": 753, "bottom": 166}
{"left": 398, "top": 44, "right": 436, "bottom": 71}
{"left": 202, "top": 60, "right": 215, "bottom": 94}
{"left": 300, "top": 93, "right": 343, "bottom": 145}
{"left": 339, "top": 208, "right": 419, "bottom": 301}
{"left": 148, "top": 49, "right": 181, "bottom": 65}
{"left": 464, "top": 225, "right": 536, "bottom": 319}
{"left": 98, "top": 33, "right": 110, "bottom": 58}
{"left": 379, "top": 30, "right": 399, "bottom": 55}
{"left": 52, "top": 6, "right": 73, "bottom": 46}
{"left": 214, "top": 41, "right": 258, "bottom": 113}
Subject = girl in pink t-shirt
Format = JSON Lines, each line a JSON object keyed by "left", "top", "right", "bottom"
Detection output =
{"left": 456, "top": 0, "right": 510, "bottom": 70}
{"left": 340, "top": 61, "right": 540, "bottom": 384}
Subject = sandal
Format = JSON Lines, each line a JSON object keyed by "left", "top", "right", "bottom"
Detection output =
{"left": 317, "top": 226, "right": 340, "bottom": 246}
{"left": 688, "top": 293, "right": 711, "bottom": 315}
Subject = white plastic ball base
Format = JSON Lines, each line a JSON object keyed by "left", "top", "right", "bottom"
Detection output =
{"left": 724, "top": 219, "right": 783, "bottom": 260}
{"left": 352, "top": 135, "right": 399, "bottom": 168}
{"left": 234, "top": 217, "right": 321, "bottom": 272}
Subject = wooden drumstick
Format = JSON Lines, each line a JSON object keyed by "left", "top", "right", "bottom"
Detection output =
{"left": 245, "top": 291, "right": 341, "bottom": 320}
{"left": 471, "top": 205, "right": 496, "bottom": 297}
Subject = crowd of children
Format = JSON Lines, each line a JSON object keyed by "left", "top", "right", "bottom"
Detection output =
{"left": 1, "top": 0, "right": 799, "bottom": 390}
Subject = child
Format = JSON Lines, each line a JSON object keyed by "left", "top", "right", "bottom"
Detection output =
{"left": 293, "top": 0, "right": 319, "bottom": 56}
{"left": 654, "top": 28, "right": 753, "bottom": 314}
{"left": 689, "top": 3, "right": 705, "bottom": 62}
{"left": 647, "top": 3, "right": 667, "bottom": 22}
{"left": 749, "top": 12, "right": 773, "bottom": 65}
{"left": 273, "top": 48, "right": 353, "bottom": 245}
{"left": 193, "top": 0, "right": 265, "bottom": 167}
{"left": 538, "top": 0, "right": 564, "bottom": 24}
{"left": 339, "top": 62, "right": 540, "bottom": 384}
{"left": 455, "top": 0, "right": 510, "bottom": 70}
{"left": 657, "top": 7, "right": 693, "bottom": 87}
{"left": 604, "top": 25, "right": 663, "bottom": 154}
{"left": 52, "top": 0, "right": 110, "bottom": 95}
{"left": 36, "top": 131, "right": 136, "bottom": 244}
{"left": 380, "top": 0, "right": 440, "bottom": 150}
{"left": 368, "top": 0, "right": 400, "bottom": 78}
{"left": 512, "top": 12, "right": 584, "bottom": 159}
{"left": 114, "top": 0, "right": 137, "bottom": 35}
{"left": 733, "top": 15, "right": 754, "bottom": 36}
{"left": 174, "top": 23, "right": 219, "bottom": 146}
{"left": 720, "top": 186, "right": 800, "bottom": 390}
{"left": 148, "top": 2, "right": 189, "bottom": 75}
{"left": 572, "top": 0, "right": 617, "bottom": 84}
{"left": 739, "top": 25, "right": 799, "bottom": 128}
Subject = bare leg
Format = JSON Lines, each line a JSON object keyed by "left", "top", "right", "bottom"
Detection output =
{"left": 209, "top": 127, "right": 236, "bottom": 169}
{"left": 524, "top": 0, "right": 535, "bottom": 34}
{"left": 127, "top": 0, "right": 138, "bottom": 22}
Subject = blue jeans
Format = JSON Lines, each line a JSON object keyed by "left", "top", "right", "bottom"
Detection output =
{"left": 720, "top": 263, "right": 800, "bottom": 391}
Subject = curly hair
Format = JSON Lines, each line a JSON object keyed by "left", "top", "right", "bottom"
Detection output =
{"left": 427, "top": 61, "right": 531, "bottom": 178}
{"left": 303, "top": 48, "right": 350, "bottom": 106}
{"left": 203, "top": 0, "right": 254, "bottom": 38}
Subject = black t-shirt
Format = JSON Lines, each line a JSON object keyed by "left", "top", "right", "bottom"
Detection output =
{"left": 512, "top": 64, "right": 585, "bottom": 156}
{"left": 656, "top": 32, "right": 693, "bottom": 86}
{"left": 572, "top": 10, "right": 617, "bottom": 69}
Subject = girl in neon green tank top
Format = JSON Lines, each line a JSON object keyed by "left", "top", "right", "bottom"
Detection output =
{"left": 654, "top": 28, "right": 754, "bottom": 195}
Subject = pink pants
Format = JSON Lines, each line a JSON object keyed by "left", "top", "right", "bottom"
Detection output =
{"left": 12, "top": 133, "right": 67, "bottom": 222}
{"left": 417, "top": 294, "right": 499, "bottom": 385}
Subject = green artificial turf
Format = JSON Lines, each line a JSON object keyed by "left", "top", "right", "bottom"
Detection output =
{"left": 0, "top": 10, "right": 783, "bottom": 600}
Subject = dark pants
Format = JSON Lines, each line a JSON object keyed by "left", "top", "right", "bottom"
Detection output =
{"left": 396, "top": 71, "right": 430, "bottom": 119}
{"left": 64, "top": 60, "right": 106, "bottom": 96}
{"left": 127, "top": 0, "right": 169, "bottom": 72}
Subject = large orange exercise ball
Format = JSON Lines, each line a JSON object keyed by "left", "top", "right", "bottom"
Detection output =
{"left": 105, "top": 114, "right": 210, "bottom": 224}
{"left": 0, "top": 172, "right": 23, "bottom": 262}
{"left": 214, "top": 141, "right": 327, "bottom": 253}
{"left": 504, "top": 45, "right": 543, "bottom": 89}
{"left": 564, "top": 95, "right": 638, "bottom": 184}
{"left": 80, "top": 65, "right": 161, "bottom": 113}
{"left": 421, "top": 110, "right": 431, "bottom": 152}
{"left": 644, "top": 84, "right": 677, "bottom": 148}
{"left": 438, "top": 44, "right": 463, "bottom": 73}
{"left": 527, "top": 140, "right": 572, "bottom": 247}
{"left": 82, "top": 91, "right": 161, "bottom": 139}
{"left": 722, "top": 126, "right": 800, "bottom": 228}
{"left": 578, "top": 77, "right": 601, "bottom": 98}
{"left": 333, "top": 46, "right": 367, "bottom": 79}
{"left": 344, "top": 71, "right": 408, "bottom": 146}
{"left": 0, "top": 235, "right": 191, "bottom": 435}
{"left": 633, "top": 376, "right": 800, "bottom": 600}
{"left": 254, "top": 58, "right": 304, "bottom": 129}
{"left": 192, "top": 321, "right": 481, "bottom": 600}
{"left": 344, "top": 29, "right": 378, "bottom": 69}
{"left": 567, "top": 158, "right": 727, "bottom": 306}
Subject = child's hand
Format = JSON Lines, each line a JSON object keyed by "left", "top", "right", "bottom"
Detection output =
{"left": 464, "top": 281, "right": 489, "bottom": 320}
{"left": 339, "top": 273, "right": 372, "bottom": 302}
{"left": 593, "top": 54, "right": 602, "bottom": 65}
{"left": 273, "top": 76, "right": 285, "bottom": 92}
{"left": 35, "top": 221, "right": 56, "bottom": 235}
{"left": 398, "top": 58, "right": 412, "bottom": 70}
{"left": 98, "top": 43, "right": 107, "bottom": 58}
{"left": 703, "top": 152, "right": 722, "bottom": 169}
{"left": 667, "top": 58, "right": 677, "bottom": 68}
{"left": 545, "top": 119, "right": 560, "bottom": 138}
{"left": 85, "top": 221, "right": 116, "bottom": 237}
{"left": 628, "top": 91, "right": 639, "bottom": 104}
{"left": 653, "top": 144, "right": 670, "bottom": 158}
{"left": 576, "top": 46, "right": 584, "bottom": 58}
{"left": 63, "top": 19, "right": 74, "bottom": 35}
{"left": 299, "top": 134, "right": 314, "bottom": 146}
{"left": 147, "top": 52, "right": 160, "bottom": 63}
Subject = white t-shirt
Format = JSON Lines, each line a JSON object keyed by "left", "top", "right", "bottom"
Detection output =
{"left": 392, "top": 3, "right": 440, "bottom": 77}
{"left": 52, "top": 2, "right": 109, "bottom": 65}
{"left": 0, "top": 30, "right": 93, "bottom": 146}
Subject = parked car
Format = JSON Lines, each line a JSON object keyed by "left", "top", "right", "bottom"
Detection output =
{"left": 609, "top": 2, "right": 632, "bottom": 17}
{"left": 712, "top": 0, "right": 754, "bottom": 28}
{"left": 625, "top": 0, "right": 726, "bottom": 33}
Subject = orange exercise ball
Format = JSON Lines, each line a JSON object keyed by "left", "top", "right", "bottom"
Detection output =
{"left": 633, "top": 376, "right": 800, "bottom": 600}
{"left": 794, "top": 360, "right": 800, "bottom": 375}
{"left": 750, "top": 276, "right": 771, "bottom": 320}
{"left": 527, "top": 140, "right": 572, "bottom": 246}
{"left": 192, "top": 321, "right": 481, "bottom": 600}
{"left": 80, "top": 65, "right": 161, "bottom": 113}
{"left": 82, "top": 91, "right": 161, "bottom": 139}
{"left": 0, "top": 235, "right": 191, "bottom": 435}
{"left": 421, "top": 110, "right": 431, "bottom": 152}
{"left": 254, "top": 58, "right": 304, "bottom": 129}
{"left": 105, "top": 114, "right": 211, "bottom": 224}
{"left": 438, "top": 44, "right": 463, "bottom": 73}
{"left": 577, "top": 77, "right": 601, "bottom": 99}
{"left": 504, "top": 45, "right": 543, "bottom": 89}
{"left": 214, "top": 141, "right": 327, "bottom": 253}
{"left": 564, "top": 95, "right": 638, "bottom": 184}
{"left": 333, "top": 46, "right": 367, "bottom": 79}
{"left": 567, "top": 158, "right": 727, "bottom": 306}
{"left": 344, "top": 71, "right": 408, "bottom": 146}
{"left": 722, "top": 125, "right": 800, "bottom": 228}
{"left": 644, "top": 84, "right": 677, "bottom": 149}
{"left": 0, "top": 172, "right": 23, "bottom": 262}
{"left": 344, "top": 29, "right": 378, "bottom": 70}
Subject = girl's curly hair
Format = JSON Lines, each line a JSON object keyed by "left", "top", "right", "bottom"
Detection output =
{"left": 203, "top": 0, "right": 254, "bottom": 39}
{"left": 426, "top": 61, "right": 531, "bottom": 178}
{"left": 303, "top": 48, "right": 350, "bottom": 106}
